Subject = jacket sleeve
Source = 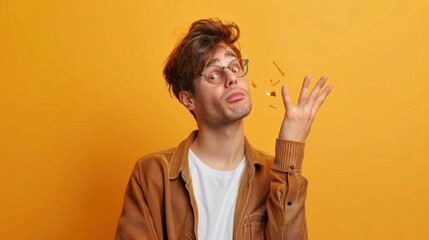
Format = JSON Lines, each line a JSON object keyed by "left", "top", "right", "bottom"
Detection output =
{"left": 115, "top": 161, "right": 158, "bottom": 240}
{"left": 266, "top": 139, "right": 308, "bottom": 240}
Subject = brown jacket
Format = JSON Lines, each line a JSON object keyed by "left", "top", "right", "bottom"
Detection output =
{"left": 115, "top": 131, "right": 308, "bottom": 239}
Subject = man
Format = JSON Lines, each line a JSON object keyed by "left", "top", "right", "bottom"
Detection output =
{"left": 115, "top": 18, "right": 332, "bottom": 240}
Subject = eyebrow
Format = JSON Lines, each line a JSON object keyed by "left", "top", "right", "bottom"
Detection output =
{"left": 205, "top": 51, "right": 238, "bottom": 68}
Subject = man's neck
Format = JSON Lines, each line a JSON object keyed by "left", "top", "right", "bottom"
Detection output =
{"left": 190, "top": 121, "right": 245, "bottom": 171}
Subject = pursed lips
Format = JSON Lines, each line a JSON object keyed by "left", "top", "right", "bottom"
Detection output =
{"left": 225, "top": 91, "right": 246, "bottom": 103}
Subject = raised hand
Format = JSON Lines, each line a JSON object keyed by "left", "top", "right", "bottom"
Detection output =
{"left": 278, "top": 75, "right": 333, "bottom": 142}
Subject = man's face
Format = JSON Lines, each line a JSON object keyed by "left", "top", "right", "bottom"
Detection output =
{"left": 181, "top": 44, "right": 252, "bottom": 127}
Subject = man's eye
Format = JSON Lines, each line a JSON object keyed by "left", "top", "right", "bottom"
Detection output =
{"left": 209, "top": 73, "right": 220, "bottom": 80}
{"left": 231, "top": 66, "right": 240, "bottom": 73}
{"left": 207, "top": 68, "right": 223, "bottom": 80}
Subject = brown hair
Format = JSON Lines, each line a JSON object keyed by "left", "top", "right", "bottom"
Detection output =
{"left": 163, "top": 18, "right": 242, "bottom": 99}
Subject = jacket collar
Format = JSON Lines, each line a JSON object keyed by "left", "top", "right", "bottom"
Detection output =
{"left": 168, "top": 130, "right": 264, "bottom": 180}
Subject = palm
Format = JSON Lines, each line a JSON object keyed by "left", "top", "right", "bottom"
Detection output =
{"left": 279, "top": 75, "right": 333, "bottom": 142}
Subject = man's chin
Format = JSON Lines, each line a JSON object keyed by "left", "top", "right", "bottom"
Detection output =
{"left": 231, "top": 104, "right": 252, "bottom": 121}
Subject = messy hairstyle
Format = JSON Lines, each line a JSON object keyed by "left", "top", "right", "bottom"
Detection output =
{"left": 163, "top": 18, "right": 242, "bottom": 99}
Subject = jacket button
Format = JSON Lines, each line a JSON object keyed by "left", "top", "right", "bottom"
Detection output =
{"left": 287, "top": 201, "right": 293, "bottom": 206}
{"left": 290, "top": 165, "right": 295, "bottom": 170}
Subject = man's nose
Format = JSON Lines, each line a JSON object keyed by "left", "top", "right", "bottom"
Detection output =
{"left": 224, "top": 68, "right": 238, "bottom": 87}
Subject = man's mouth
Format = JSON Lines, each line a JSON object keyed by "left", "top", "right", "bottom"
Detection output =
{"left": 226, "top": 92, "right": 245, "bottom": 103}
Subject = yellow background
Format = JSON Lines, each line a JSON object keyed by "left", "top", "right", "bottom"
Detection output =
{"left": 1, "top": 0, "right": 428, "bottom": 239}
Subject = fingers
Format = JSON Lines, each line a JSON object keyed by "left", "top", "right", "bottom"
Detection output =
{"left": 311, "top": 84, "right": 333, "bottom": 119}
{"left": 287, "top": 75, "right": 332, "bottom": 114}
{"left": 281, "top": 85, "right": 292, "bottom": 110}
{"left": 297, "top": 75, "right": 311, "bottom": 107}
{"left": 307, "top": 76, "right": 328, "bottom": 107}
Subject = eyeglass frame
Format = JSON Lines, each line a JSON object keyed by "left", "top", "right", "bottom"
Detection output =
{"left": 200, "top": 58, "right": 249, "bottom": 84}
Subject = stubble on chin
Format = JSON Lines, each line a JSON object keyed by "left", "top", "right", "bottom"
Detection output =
{"left": 230, "top": 96, "right": 252, "bottom": 120}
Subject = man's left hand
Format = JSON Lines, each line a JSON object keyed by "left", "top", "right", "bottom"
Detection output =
{"left": 278, "top": 75, "right": 333, "bottom": 142}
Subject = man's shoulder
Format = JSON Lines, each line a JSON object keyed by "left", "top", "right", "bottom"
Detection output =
{"left": 133, "top": 147, "right": 177, "bottom": 171}
{"left": 132, "top": 131, "right": 196, "bottom": 179}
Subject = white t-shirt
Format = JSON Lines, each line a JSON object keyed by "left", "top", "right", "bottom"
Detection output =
{"left": 188, "top": 149, "right": 246, "bottom": 240}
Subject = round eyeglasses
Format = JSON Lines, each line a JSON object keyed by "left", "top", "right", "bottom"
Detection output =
{"left": 200, "top": 58, "right": 249, "bottom": 84}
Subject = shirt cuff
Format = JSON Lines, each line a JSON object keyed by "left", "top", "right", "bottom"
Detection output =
{"left": 273, "top": 138, "right": 305, "bottom": 173}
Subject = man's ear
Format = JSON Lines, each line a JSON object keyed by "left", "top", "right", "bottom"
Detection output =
{"left": 178, "top": 91, "right": 195, "bottom": 111}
